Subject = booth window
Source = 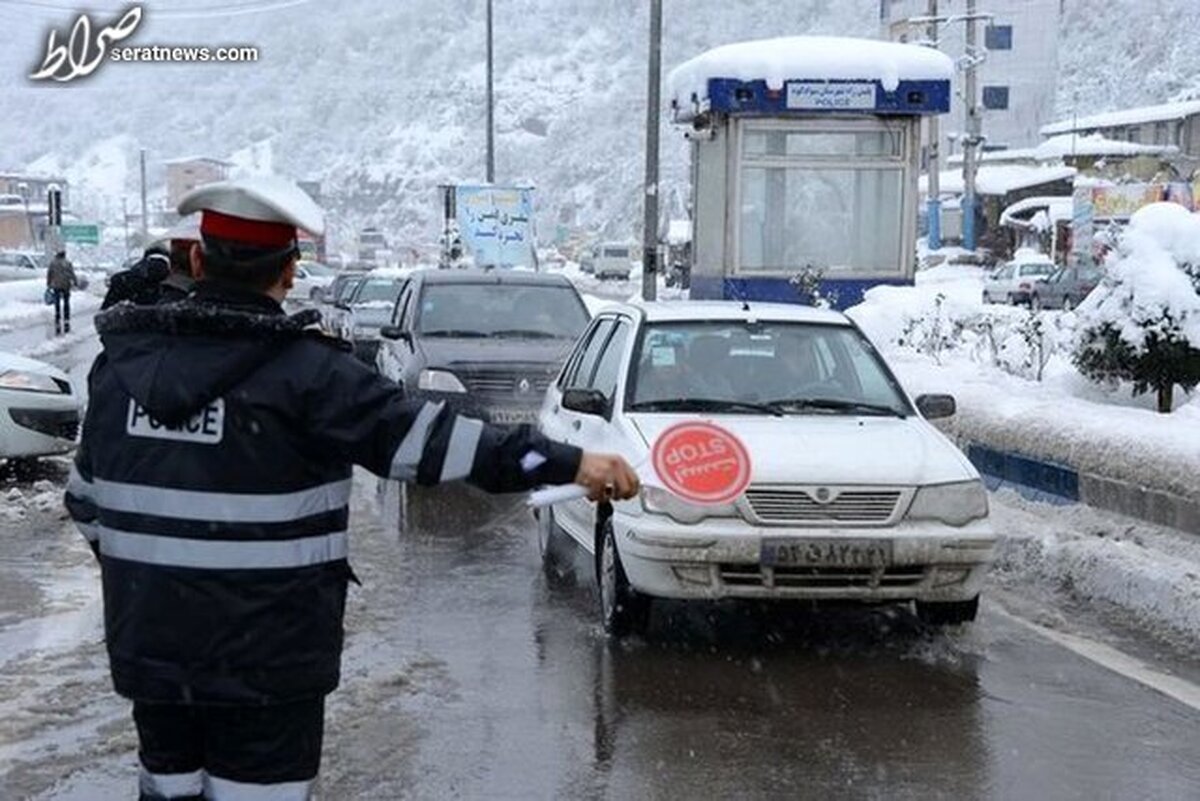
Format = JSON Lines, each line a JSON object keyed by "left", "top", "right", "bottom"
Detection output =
{"left": 736, "top": 120, "right": 908, "bottom": 277}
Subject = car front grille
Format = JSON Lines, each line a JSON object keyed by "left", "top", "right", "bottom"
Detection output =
{"left": 719, "top": 564, "right": 927, "bottom": 590}
{"left": 455, "top": 366, "right": 557, "bottom": 400}
{"left": 9, "top": 408, "right": 80, "bottom": 441}
{"left": 744, "top": 487, "right": 904, "bottom": 525}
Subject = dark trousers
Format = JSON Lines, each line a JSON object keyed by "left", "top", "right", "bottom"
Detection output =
{"left": 133, "top": 698, "right": 325, "bottom": 800}
{"left": 51, "top": 288, "right": 70, "bottom": 331}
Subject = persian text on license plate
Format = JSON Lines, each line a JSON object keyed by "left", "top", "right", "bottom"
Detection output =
{"left": 761, "top": 539, "right": 893, "bottom": 568}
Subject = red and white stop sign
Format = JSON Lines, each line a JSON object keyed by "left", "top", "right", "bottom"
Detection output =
{"left": 650, "top": 422, "right": 752, "bottom": 505}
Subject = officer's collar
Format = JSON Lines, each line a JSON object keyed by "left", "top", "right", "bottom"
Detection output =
{"left": 193, "top": 280, "right": 284, "bottom": 315}
{"left": 96, "top": 295, "right": 321, "bottom": 339}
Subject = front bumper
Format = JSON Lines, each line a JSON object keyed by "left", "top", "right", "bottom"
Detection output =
{"left": 2, "top": 400, "right": 80, "bottom": 458}
{"left": 611, "top": 512, "right": 996, "bottom": 603}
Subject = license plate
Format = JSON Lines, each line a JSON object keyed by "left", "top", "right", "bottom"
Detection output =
{"left": 490, "top": 408, "right": 538, "bottom": 424}
{"left": 761, "top": 538, "right": 892, "bottom": 568}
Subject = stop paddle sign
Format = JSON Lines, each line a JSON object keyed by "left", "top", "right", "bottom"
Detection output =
{"left": 650, "top": 421, "right": 752, "bottom": 505}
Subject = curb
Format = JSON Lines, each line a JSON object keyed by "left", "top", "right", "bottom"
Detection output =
{"left": 958, "top": 441, "right": 1200, "bottom": 534}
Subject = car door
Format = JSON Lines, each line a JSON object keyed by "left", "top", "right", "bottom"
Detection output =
{"left": 987, "top": 264, "right": 1011, "bottom": 298}
{"left": 0, "top": 253, "right": 22, "bottom": 282}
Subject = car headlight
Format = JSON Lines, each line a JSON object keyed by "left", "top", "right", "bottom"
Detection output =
{"left": 640, "top": 486, "right": 738, "bottom": 524}
{"left": 418, "top": 369, "right": 467, "bottom": 393}
{"left": 0, "top": 369, "right": 65, "bottom": 394}
{"left": 906, "top": 480, "right": 988, "bottom": 526}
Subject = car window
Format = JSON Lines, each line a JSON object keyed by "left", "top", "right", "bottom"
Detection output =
{"left": 1020, "top": 263, "right": 1053, "bottom": 276}
{"left": 565, "top": 319, "right": 615, "bottom": 389}
{"left": 392, "top": 282, "right": 414, "bottom": 327}
{"left": 354, "top": 278, "right": 404, "bottom": 305}
{"left": 602, "top": 247, "right": 630, "bottom": 258}
{"left": 416, "top": 282, "right": 589, "bottom": 339}
{"left": 588, "top": 321, "right": 631, "bottom": 401}
{"left": 627, "top": 320, "right": 909, "bottom": 414}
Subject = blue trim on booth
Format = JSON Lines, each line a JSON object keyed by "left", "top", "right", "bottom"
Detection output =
{"left": 689, "top": 275, "right": 913, "bottom": 311}
{"left": 966, "top": 444, "right": 1080, "bottom": 505}
{"left": 696, "top": 78, "right": 951, "bottom": 117}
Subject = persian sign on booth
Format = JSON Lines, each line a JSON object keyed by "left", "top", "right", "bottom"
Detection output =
{"left": 651, "top": 422, "right": 752, "bottom": 505}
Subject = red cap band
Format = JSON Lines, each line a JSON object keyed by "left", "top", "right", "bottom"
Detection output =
{"left": 200, "top": 209, "right": 296, "bottom": 249}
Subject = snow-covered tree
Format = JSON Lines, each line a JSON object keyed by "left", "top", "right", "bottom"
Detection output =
{"left": 1073, "top": 203, "right": 1200, "bottom": 413}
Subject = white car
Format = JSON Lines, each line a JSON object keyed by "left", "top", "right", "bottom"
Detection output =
{"left": 593, "top": 243, "right": 634, "bottom": 280}
{"left": 0, "top": 351, "right": 81, "bottom": 466}
{"left": 0, "top": 251, "right": 45, "bottom": 282}
{"left": 536, "top": 302, "right": 995, "bottom": 636}
{"left": 291, "top": 260, "right": 337, "bottom": 302}
{"left": 982, "top": 259, "right": 1056, "bottom": 305}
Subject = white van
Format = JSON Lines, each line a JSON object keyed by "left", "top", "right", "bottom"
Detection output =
{"left": 593, "top": 243, "right": 634, "bottom": 280}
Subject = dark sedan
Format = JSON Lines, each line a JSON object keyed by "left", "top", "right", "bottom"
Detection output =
{"left": 376, "top": 269, "right": 591, "bottom": 426}
{"left": 1030, "top": 264, "right": 1103, "bottom": 310}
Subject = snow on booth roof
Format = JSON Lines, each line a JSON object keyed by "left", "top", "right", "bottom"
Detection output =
{"left": 668, "top": 36, "right": 954, "bottom": 119}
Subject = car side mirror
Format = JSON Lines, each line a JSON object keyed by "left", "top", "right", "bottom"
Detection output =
{"left": 562, "top": 388, "right": 609, "bottom": 417}
{"left": 915, "top": 393, "right": 956, "bottom": 420}
{"left": 334, "top": 301, "right": 350, "bottom": 311}
{"left": 380, "top": 326, "right": 410, "bottom": 342}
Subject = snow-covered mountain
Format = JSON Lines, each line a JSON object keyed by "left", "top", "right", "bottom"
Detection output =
{"left": 2, "top": 0, "right": 1198, "bottom": 252}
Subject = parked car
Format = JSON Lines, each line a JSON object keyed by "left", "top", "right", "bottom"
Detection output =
{"left": 0, "top": 351, "right": 80, "bottom": 471}
{"left": 292, "top": 260, "right": 337, "bottom": 302}
{"left": 323, "top": 271, "right": 367, "bottom": 307}
{"left": 982, "top": 259, "right": 1056, "bottom": 305}
{"left": 536, "top": 301, "right": 995, "bottom": 636}
{"left": 1030, "top": 263, "right": 1103, "bottom": 310}
{"left": 579, "top": 247, "right": 596, "bottom": 275}
{"left": 0, "top": 251, "right": 45, "bottom": 282}
{"left": 342, "top": 274, "right": 408, "bottom": 363}
{"left": 593, "top": 243, "right": 634, "bottom": 280}
{"left": 377, "top": 269, "right": 590, "bottom": 425}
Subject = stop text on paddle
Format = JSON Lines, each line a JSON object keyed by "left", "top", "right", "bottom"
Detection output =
{"left": 651, "top": 422, "right": 751, "bottom": 505}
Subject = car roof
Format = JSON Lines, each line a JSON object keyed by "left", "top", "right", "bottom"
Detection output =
{"left": 411, "top": 268, "right": 574, "bottom": 288}
{"left": 598, "top": 301, "right": 851, "bottom": 326}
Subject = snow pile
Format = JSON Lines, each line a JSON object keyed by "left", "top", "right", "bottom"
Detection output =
{"left": 1077, "top": 203, "right": 1200, "bottom": 351}
{"left": 921, "top": 164, "right": 1077, "bottom": 197}
{"left": 1041, "top": 99, "right": 1200, "bottom": 136}
{"left": 668, "top": 35, "right": 953, "bottom": 107}
{"left": 1034, "top": 133, "right": 1175, "bottom": 159}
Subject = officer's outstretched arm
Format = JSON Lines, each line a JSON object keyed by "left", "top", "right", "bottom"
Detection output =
{"left": 63, "top": 377, "right": 101, "bottom": 558}
{"left": 308, "top": 351, "right": 591, "bottom": 493}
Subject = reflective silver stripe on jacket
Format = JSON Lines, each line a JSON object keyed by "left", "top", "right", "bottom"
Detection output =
{"left": 140, "top": 768, "right": 204, "bottom": 798}
{"left": 205, "top": 774, "right": 314, "bottom": 800}
{"left": 68, "top": 468, "right": 351, "bottom": 523}
{"left": 389, "top": 401, "right": 443, "bottom": 481}
{"left": 98, "top": 528, "right": 348, "bottom": 570}
{"left": 440, "top": 417, "right": 483, "bottom": 482}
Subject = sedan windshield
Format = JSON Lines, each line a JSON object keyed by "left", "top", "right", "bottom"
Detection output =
{"left": 628, "top": 320, "right": 910, "bottom": 416}
{"left": 353, "top": 278, "right": 404, "bottom": 304}
{"left": 417, "top": 283, "right": 589, "bottom": 339}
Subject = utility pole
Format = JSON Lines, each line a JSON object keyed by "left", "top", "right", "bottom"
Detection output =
{"left": 139, "top": 147, "right": 148, "bottom": 241}
{"left": 640, "top": 0, "right": 662, "bottom": 302}
{"left": 924, "top": 0, "right": 942, "bottom": 250}
{"left": 485, "top": 0, "right": 495, "bottom": 183}
{"left": 961, "top": 0, "right": 981, "bottom": 252}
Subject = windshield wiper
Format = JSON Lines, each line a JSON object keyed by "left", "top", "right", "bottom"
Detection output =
{"left": 628, "top": 397, "right": 783, "bottom": 416}
{"left": 765, "top": 397, "right": 906, "bottom": 417}
{"left": 420, "top": 329, "right": 488, "bottom": 338}
{"left": 490, "top": 329, "right": 559, "bottom": 339}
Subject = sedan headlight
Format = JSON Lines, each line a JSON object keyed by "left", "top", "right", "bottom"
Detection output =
{"left": 641, "top": 486, "right": 738, "bottom": 524}
{"left": 906, "top": 480, "right": 988, "bottom": 526}
{"left": 418, "top": 369, "right": 467, "bottom": 393}
{"left": 0, "top": 369, "right": 65, "bottom": 394}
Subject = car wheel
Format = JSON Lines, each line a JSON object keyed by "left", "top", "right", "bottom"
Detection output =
{"left": 1062, "top": 296, "right": 1075, "bottom": 311}
{"left": 537, "top": 505, "right": 571, "bottom": 581}
{"left": 1031, "top": 294, "right": 1042, "bottom": 311}
{"left": 981, "top": 291, "right": 990, "bottom": 304}
{"left": 597, "top": 519, "right": 650, "bottom": 637}
{"left": 916, "top": 595, "right": 979, "bottom": 625}
{"left": 1005, "top": 293, "right": 1016, "bottom": 305}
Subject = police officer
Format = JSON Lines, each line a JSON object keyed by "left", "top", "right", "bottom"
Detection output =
{"left": 65, "top": 176, "right": 638, "bottom": 800}
{"left": 102, "top": 216, "right": 200, "bottom": 309}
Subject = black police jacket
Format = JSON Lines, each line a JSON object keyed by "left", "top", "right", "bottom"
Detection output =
{"left": 65, "top": 283, "right": 581, "bottom": 705}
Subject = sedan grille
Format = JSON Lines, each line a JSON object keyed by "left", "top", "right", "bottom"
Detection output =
{"left": 744, "top": 487, "right": 903, "bottom": 525}
{"left": 455, "top": 366, "right": 557, "bottom": 399}
{"left": 9, "top": 408, "right": 80, "bottom": 441}
{"left": 720, "top": 564, "right": 927, "bottom": 589}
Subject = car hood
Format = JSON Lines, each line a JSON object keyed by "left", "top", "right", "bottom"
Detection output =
{"left": 627, "top": 413, "right": 976, "bottom": 487}
{"left": 419, "top": 336, "right": 576, "bottom": 367}
{"left": 0, "top": 351, "right": 69, "bottom": 383}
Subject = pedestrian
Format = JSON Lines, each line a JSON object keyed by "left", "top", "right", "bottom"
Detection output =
{"left": 65, "top": 175, "right": 638, "bottom": 801}
{"left": 102, "top": 216, "right": 200, "bottom": 309}
{"left": 46, "top": 248, "right": 77, "bottom": 334}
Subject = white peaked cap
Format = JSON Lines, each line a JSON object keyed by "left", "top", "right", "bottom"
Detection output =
{"left": 178, "top": 175, "right": 325, "bottom": 238}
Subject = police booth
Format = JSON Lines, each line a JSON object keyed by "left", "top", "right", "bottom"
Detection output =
{"left": 668, "top": 37, "right": 952, "bottom": 309}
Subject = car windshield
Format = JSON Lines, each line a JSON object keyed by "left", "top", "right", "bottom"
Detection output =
{"left": 627, "top": 320, "right": 909, "bottom": 416}
{"left": 603, "top": 247, "right": 629, "bottom": 258}
{"left": 354, "top": 278, "right": 404, "bottom": 304}
{"left": 417, "top": 282, "right": 589, "bottom": 339}
{"left": 1020, "top": 263, "right": 1054, "bottom": 276}
{"left": 300, "top": 262, "right": 335, "bottom": 276}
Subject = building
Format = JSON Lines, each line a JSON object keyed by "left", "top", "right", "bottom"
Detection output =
{"left": 164, "top": 156, "right": 231, "bottom": 209}
{"left": 0, "top": 172, "right": 69, "bottom": 210}
{"left": 882, "top": 0, "right": 1062, "bottom": 157}
{"left": 0, "top": 173, "right": 69, "bottom": 249}
{"left": 1039, "top": 101, "right": 1200, "bottom": 177}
